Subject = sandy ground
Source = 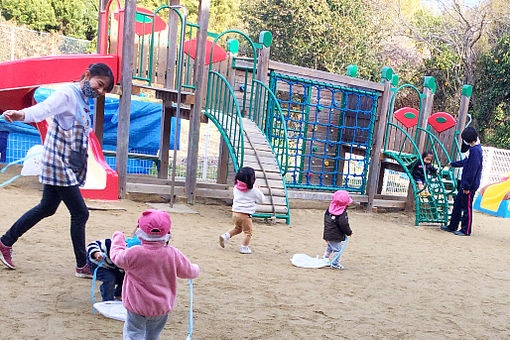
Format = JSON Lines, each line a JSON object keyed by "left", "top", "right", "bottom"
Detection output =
{"left": 0, "top": 173, "right": 509, "bottom": 340}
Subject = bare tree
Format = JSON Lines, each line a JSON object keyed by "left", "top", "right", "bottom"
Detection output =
{"left": 384, "top": 0, "right": 493, "bottom": 87}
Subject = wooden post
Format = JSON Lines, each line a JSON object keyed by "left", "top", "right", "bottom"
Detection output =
{"left": 155, "top": 1, "right": 181, "bottom": 180}
{"left": 185, "top": 0, "right": 210, "bottom": 204}
{"left": 116, "top": 0, "right": 137, "bottom": 199}
{"left": 94, "top": 96, "right": 105, "bottom": 146}
{"left": 417, "top": 76, "right": 436, "bottom": 151}
{"left": 455, "top": 85, "right": 472, "bottom": 141}
{"left": 255, "top": 31, "right": 272, "bottom": 85}
{"left": 96, "top": 0, "right": 107, "bottom": 52}
{"left": 375, "top": 73, "right": 399, "bottom": 192}
{"left": 366, "top": 67, "right": 393, "bottom": 211}
{"left": 336, "top": 64, "right": 359, "bottom": 186}
{"left": 93, "top": 0, "right": 108, "bottom": 146}
{"left": 165, "top": 0, "right": 180, "bottom": 89}
{"left": 159, "top": 103, "right": 172, "bottom": 179}
{"left": 405, "top": 76, "right": 436, "bottom": 211}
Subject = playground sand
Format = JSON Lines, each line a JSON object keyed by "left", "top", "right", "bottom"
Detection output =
{"left": 0, "top": 178, "right": 510, "bottom": 339}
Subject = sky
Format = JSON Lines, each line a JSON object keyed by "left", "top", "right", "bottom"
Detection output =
{"left": 421, "top": 0, "right": 483, "bottom": 14}
{"left": 422, "top": 0, "right": 483, "bottom": 8}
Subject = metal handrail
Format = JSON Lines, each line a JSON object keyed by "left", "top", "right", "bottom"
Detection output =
{"left": 384, "top": 84, "right": 424, "bottom": 152}
{"left": 385, "top": 123, "right": 450, "bottom": 224}
{"left": 204, "top": 70, "right": 244, "bottom": 171}
{"left": 251, "top": 79, "right": 289, "bottom": 176}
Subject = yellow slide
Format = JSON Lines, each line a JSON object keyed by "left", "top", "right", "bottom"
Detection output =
{"left": 474, "top": 172, "right": 510, "bottom": 218}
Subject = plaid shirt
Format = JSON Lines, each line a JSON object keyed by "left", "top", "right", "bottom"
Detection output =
{"left": 40, "top": 117, "right": 88, "bottom": 186}
{"left": 23, "top": 84, "right": 90, "bottom": 187}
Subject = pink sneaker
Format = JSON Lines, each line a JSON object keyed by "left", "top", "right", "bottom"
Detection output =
{"left": 0, "top": 240, "right": 15, "bottom": 269}
{"left": 75, "top": 263, "right": 93, "bottom": 279}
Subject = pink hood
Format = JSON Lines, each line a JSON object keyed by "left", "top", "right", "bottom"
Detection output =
{"left": 328, "top": 190, "right": 353, "bottom": 215}
{"left": 110, "top": 231, "right": 200, "bottom": 317}
{"left": 235, "top": 180, "right": 249, "bottom": 192}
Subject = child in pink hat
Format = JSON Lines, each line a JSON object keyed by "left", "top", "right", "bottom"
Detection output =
{"left": 110, "top": 209, "right": 200, "bottom": 339}
{"left": 323, "top": 190, "right": 353, "bottom": 269}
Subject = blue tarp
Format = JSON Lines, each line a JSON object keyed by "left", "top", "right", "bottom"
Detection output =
{"left": 0, "top": 87, "right": 179, "bottom": 151}
{"left": 0, "top": 88, "right": 180, "bottom": 173}
{"left": 0, "top": 87, "right": 180, "bottom": 173}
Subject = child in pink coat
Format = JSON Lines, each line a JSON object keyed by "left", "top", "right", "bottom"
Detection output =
{"left": 323, "top": 190, "right": 353, "bottom": 269}
{"left": 110, "top": 209, "right": 200, "bottom": 340}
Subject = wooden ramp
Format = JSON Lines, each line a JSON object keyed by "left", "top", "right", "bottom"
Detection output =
{"left": 242, "top": 118, "right": 290, "bottom": 223}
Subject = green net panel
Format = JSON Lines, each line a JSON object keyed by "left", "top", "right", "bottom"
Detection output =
{"left": 269, "top": 72, "right": 378, "bottom": 193}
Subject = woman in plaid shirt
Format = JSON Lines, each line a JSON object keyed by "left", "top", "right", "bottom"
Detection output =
{"left": 0, "top": 63, "right": 114, "bottom": 277}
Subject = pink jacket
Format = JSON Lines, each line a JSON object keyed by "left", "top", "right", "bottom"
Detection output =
{"left": 110, "top": 231, "right": 200, "bottom": 316}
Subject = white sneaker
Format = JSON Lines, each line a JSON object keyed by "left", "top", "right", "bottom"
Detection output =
{"left": 219, "top": 233, "right": 229, "bottom": 248}
{"left": 240, "top": 245, "right": 252, "bottom": 254}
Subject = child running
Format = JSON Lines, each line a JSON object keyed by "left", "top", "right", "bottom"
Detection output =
{"left": 323, "top": 190, "right": 353, "bottom": 269}
{"left": 408, "top": 151, "right": 438, "bottom": 196}
{"left": 110, "top": 209, "right": 200, "bottom": 339}
{"left": 0, "top": 63, "right": 114, "bottom": 277}
{"left": 219, "top": 166, "right": 265, "bottom": 254}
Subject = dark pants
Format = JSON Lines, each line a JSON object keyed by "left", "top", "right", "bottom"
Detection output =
{"left": 88, "top": 260, "right": 124, "bottom": 301}
{"left": 447, "top": 190, "right": 475, "bottom": 235}
{"left": 1, "top": 184, "right": 89, "bottom": 267}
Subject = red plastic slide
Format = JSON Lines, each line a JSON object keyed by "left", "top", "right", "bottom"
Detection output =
{"left": 0, "top": 54, "right": 119, "bottom": 200}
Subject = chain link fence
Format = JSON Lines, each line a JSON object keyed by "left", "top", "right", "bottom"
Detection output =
{"left": 0, "top": 24, "right": 92, "bottom": 62}
{"left": 481, "top": 146, "right": 510, "bottom": 188}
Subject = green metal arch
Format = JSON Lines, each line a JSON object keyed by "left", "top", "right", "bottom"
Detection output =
{"left": 208, "top": 30, "right": 258, "bottom": 76}
{"left": 251, "top": 79, "right": 289, "bottom": 176}
{"left": 205, "top": 70, "right": 244, "bottom": 172}
{"left": 385, "top": 123, "right": 450, "bottom": 225}
{"left": 384, "top": 84, "right": 424, "bottom": 152}
{"left": 384, "top": 123, "right": 429, "bottom": 223}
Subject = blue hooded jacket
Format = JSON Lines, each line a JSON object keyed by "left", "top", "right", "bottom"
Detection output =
{"left": 450, "top": 144, "right": 483, "bottom": 191}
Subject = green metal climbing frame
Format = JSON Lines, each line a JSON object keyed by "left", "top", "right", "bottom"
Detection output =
{"left": 383, "top": 83, "right": 456, "bottom": 226}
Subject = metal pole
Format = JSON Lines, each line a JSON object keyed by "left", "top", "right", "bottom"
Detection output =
{"left": 169, "top": 5, "right": 187, "bottom": 207}
{"left": 202, "top": 121, "right": 210, "bottom": 180}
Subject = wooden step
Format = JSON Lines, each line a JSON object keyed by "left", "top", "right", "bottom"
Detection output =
{"left": 256, "top": 204, "right": 289, "bottom": 214}
{"left": 127, "top": 182, "right": 184, "bottom": 195}
{"left": 257, "top": 179, "right": 285, "bottom": 189}
{"left": 255, "top": 168, "right": 282, "bottom": 175}
{"left": 126, "top": 182, "right": 233, "bottom": 199}
{"left": 255, "top": 172, "right": 283, "bottom": 181}
{"left": 243, "top": 148, "right": 275, "bottom": 155}
{"left": 259, "top": 187, "right": 287, "bottom": 197}
{"left": 126, "top": 176, "right": 229, "bottom": 190}
{"left": 132, "top": 84, "right": 195, "bottom": 104}
{"left": 244, "top": 155, "right": 279, "bottom": 165}
{"left": 260, "top": 196, "right": 287, "bottom": 206}
{"left": 245, "top": 138, "right": 272, "bottom": 145}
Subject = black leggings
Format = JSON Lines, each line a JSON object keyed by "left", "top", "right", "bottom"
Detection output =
{"left": 1, "top": 184, "right": 89, "bottom": 267}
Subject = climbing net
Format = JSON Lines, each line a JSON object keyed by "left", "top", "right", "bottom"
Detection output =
{"left": 269, "top": 72, "right": 378, "bottom": 193}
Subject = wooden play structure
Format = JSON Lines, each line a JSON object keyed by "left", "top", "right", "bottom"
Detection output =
{"left": 0, "top": 0, "right": 476, "bottom": 226}
{"left": 92, "top": 0, "right": 292, "bottom": 222}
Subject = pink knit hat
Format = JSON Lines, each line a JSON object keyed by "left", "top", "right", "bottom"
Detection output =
{"left": 328, "top": 190, "right": 353, "bottom": 215}
{"left": 136, "top": 209, "right": 172, "bottom": 242}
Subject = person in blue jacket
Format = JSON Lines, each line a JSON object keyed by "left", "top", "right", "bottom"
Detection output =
{"left": 441, "top": 127, "right": 483, "bottom": 236}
